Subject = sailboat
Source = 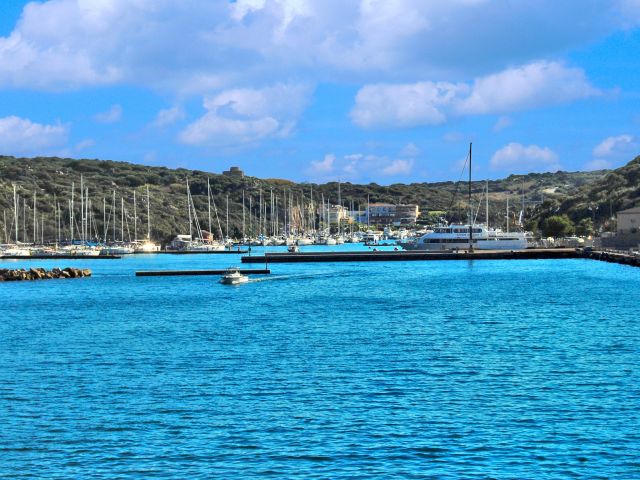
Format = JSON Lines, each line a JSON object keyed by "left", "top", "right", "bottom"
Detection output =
{"left": 404, "top": 143, "right": 528, "bottom": 251}
{"left": 134, "top": 185, "right": 161, "bottom": 252}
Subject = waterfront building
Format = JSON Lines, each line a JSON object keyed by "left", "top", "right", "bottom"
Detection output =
{"left": 367, "top": 203, "right": 420, "bottom": 226}
{"left": 602, "top": 206, "right": 640, "bottom": 249}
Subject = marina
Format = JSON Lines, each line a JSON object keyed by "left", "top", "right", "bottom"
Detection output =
{"left": 2, "top": 2, "right": 640, "bottom": 477}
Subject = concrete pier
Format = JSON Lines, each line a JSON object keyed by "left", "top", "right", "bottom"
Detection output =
{"left": 160, "top": 250, "right": 249, "bottom": 255}
{"left": 136, "top": 268, "right": 270, "bottom": 277}
{"left": 241, "top": 248, "right": 582, "bottom": 263}
{"left": 1, "top": 254, "right": 121, "bottom": 260}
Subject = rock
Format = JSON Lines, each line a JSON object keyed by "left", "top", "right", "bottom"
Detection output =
{"left": 0, "top": 267, "right": 91, "bottom": 282}
{"left": 29, "top": 268, "right": 44, "bottom": 280}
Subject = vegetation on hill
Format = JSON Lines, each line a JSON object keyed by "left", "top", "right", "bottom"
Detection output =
{"left": 528, "top": 156, "right": 640, "bottom": 234}
{"left": 0, "top": 154, "right": 628, "bottom": 242}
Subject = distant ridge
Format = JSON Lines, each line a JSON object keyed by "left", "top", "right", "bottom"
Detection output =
{"left": 0, "top": 154, "right": 625, "bottom": 241}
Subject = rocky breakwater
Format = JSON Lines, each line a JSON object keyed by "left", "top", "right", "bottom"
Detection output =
{"left": 0, "top": 267, "right": 92, "bottom": 282}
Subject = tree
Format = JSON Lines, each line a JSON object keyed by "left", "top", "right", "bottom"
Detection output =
{"left": 541, "top": 215, "right": 575, "bottom": 238}
{"left": 575, "top": 218, "right": 594, "bottom": 237}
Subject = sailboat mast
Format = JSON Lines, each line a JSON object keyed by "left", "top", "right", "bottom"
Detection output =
{"left": 121, "top": 197, "right": 124, "bottom": 242}
{"left": 133, "top": 190, "right": 137, "bottom": 241}
{"left": 33, "top": 190, "right": 37, "bottom": 245}
{"left": 242, "top": 190, "right": 246, "bottom": 241}
{"left": 70, "top": 182, "right": 75, "bottom": 242}
{"left": 146, "top": 185, "right": 151, "bottom": 240}
{"left": 186, "top": 179, "right": 192, "bottom": 240}
{"left": 207, "top": 178, "right": 212, "bottom": 236}
{"left": 486, "top": 180, "right": 489, "bottom": 227}
{"left": 13, "top": 185, "right": 18, "bottom": 243}
{"left": 468, "top": 142, "right": 473, "bottom": 251}
{"left": 506, "top": 196, "right": 510, "bottom": 233}
{"left": 103, "top": 197, "right": 107, "bottom": 242}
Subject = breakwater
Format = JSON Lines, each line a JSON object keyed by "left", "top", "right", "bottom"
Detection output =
{"left": 583, "top": 249, "right": 640, "bottom": 267}
{"left": 0, "top": 267, "right": 92, "bottom": 281}
{"left": 241, "top": 248, "right": 582, "bottom": 263}
{"left": 136, "top": 268, "right": 270, "bottom": 277}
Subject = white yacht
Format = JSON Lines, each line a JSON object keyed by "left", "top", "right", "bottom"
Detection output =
{"left": 403, "top": 224, "right": 528, "bottom": 251}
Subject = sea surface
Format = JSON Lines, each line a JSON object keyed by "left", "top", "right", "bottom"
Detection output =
{"left": 1, "top": 247, "right": 640, "bottom": 479}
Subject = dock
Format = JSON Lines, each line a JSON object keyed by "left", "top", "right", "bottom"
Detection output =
{"left": 159, "top": 250, "right": 249, "bottom": 255}
{"left": 241, "top": 248, "right": 582, "bottom": 263}
{"left": 136, "top": 268, "right": 270, "bottom": 277}
{"left": 1, "top": 254, "right": 122, "bottom": 260}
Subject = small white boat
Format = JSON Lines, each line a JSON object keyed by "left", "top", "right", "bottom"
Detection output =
{"left": 219, "top": 268, "right": 249, "bottom": 285}
{"left": 288, "top": 244, "right": 299, "bottom": 253}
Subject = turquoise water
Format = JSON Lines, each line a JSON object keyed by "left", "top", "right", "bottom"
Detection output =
{"left": 1, "top": 250, "right": 640, "bottom": 478}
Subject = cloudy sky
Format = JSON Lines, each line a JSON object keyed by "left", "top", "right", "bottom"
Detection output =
{"left": 1, "top": 0, "right": 639, "bottom": 183}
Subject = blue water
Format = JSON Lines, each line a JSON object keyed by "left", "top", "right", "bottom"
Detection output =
{"left": 1, "top": 250, "right": 640, "bottom": 479}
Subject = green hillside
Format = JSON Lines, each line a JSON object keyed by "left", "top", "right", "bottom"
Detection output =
{"left": 0, "top": 155, "right": 614, "bottom": 242}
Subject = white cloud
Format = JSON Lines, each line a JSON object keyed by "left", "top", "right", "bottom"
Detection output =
{"left": 308, "top": 153, "right": 335, "bottom": 174}
{"left": 75, "top": 139, "right": 95, "bottom": 151}
{"left": 152, "top": 106, "right": 185, "bottom": 128}
{"left": 179, "top": 84, "right": 310, "bottom": 146}
{"left": 351, "top": 61, "right": 598, "bottom": 128}
{"left": 382, "top": 159, "right": 414, "bottom": 176}
{"left": 443, "top": 131, "right": 464, "bottom": 143}
{"left": 592, "top": 134, "right": 637, "bottom": 158}
{"left": 458, "top": 61, "right": 599, "bottom": 115}
{"left": 310, "top": 147, "right": 416, "bottom": 182}
{"left": 493, "top": 116, "right": 512, "bottom": 132}
{"left": 94, "top": 104, "right": 122, "bottom": 124}
{"left": 0, "top": 116, "right": 68, "bottom": 155}
{"left": 400, "top": 142, "right": 420, "bottom": 157}
{"left": 490, "top": 142, "right": 560, "bottom": 172}
{"left": 0, "top": 1, "right": 632, "bottom": 93}
{"left": 584, "top": 158, "right": 613, "bottom": 171}
{"left": 351, "top": 81, "right": 466, "bottom": 128}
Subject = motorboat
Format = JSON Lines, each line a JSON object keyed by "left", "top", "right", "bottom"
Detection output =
{"left": 219, "top": 268, "right": 249, "bottom": 285}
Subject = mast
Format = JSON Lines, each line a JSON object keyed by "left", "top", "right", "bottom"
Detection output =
{"left": 70, "top": 182, "right": 75, "bottom": 242}
{"left": 13, "top": 185, "right": 18, "bottom": 243}
{"left": 33, "top": 190, "right": 37, "bottom": 244}
{"left": 121, "top": 197, "right": 124, "bottom": 242}
{"left": 338, "top": 181, "right": 342, "bottom": 236}
{"left": 186, "top": 178, "right": 192, "bottom": 240}
{"left": 506, "top": 196, "right": 510, "bottom": 233}
{"left": 242, "top": 190, "right": 246, "bottom": 241}
{"left": 133, "top": 190, "right": 137, "bottom": 241}
{"left": 226, "top": 193, "right": 229, "bottom": 240}
{"left": 486, "top": 180, "right": 489, "bottom": 227}
{"left": 23, "top": 198, "right": 27, "bottom": 243}
{"left": 103, "top": 197, "right": 107, "bottom": 242}
{"left": 80, "top": 175, "right": 84, "bottom": 243}
{"left": 112, "top": 190, "right": 116, "bottom": 242}
{"left": 468, "top": 142, "right": 473, "bottom": 251}
{"left": 207, "top": 177, "right": 212, "bottom": 237}
{"left": 146, "top": 185, "right": 151, "bottom": 240}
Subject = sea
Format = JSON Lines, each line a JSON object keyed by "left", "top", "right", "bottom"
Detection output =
{"left": 1, "top": 245, "right": 639, "bottom": 479}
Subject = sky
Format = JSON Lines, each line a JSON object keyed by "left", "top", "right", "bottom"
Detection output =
{"left": 0, "top": 1, "right": 640, "bottom": 184}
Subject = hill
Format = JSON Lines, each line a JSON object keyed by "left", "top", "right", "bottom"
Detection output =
{"left": 0, "top": 155, "right": 613, "bottom": 242}
{"left": 531, "top": 156, "right": 640, "bottom": 231}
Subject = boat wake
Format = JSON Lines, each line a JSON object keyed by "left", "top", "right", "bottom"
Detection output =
{"left": 246, "top": 272, "right": 335, "bottom": 283}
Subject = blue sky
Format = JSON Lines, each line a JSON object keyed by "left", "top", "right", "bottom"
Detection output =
{"left": 0, "top": 1, "right": 639, "bottom": 184}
